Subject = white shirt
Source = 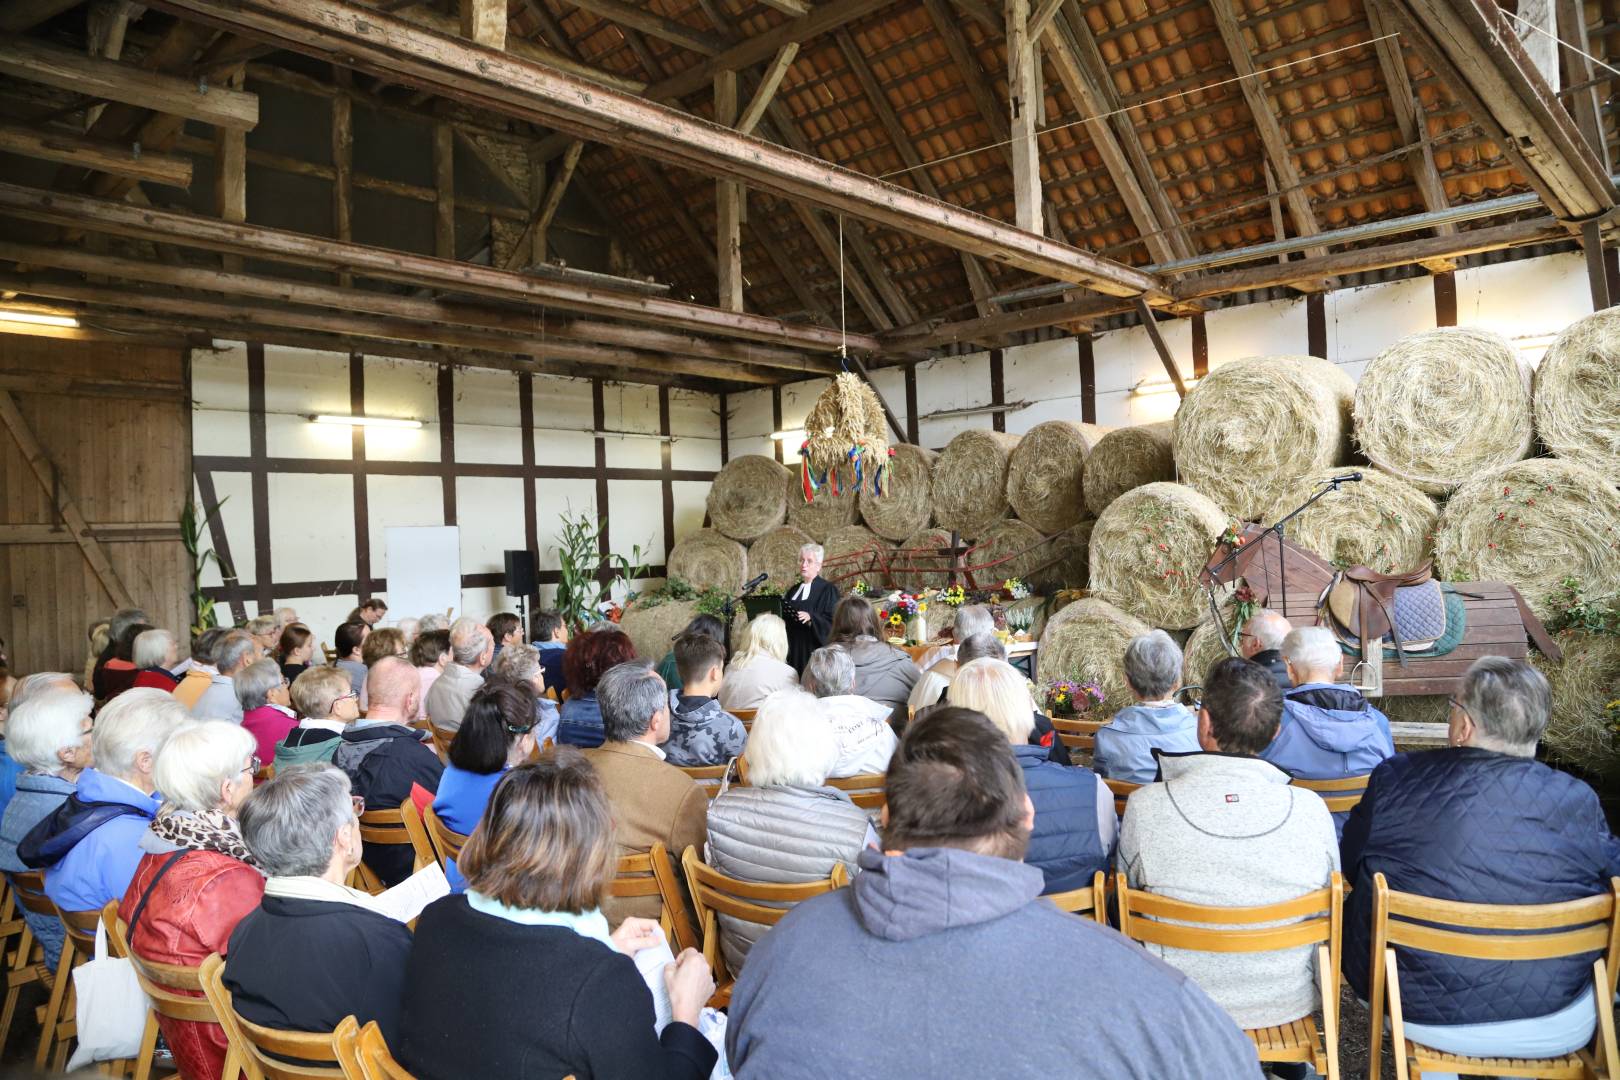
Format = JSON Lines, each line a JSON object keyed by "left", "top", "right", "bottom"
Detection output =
{"left": 793, "top": 580, "right": 812, "bottom": 601}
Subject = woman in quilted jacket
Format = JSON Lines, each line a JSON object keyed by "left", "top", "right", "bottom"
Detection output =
{"left": 118, "top": 720, "right": 265, "bottom": 1080}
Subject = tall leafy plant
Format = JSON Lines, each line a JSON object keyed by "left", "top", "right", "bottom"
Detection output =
{"left": 181, "top": 497, "right": 234, "bottom": 637}
{"left": 552, "top": 507, "right": 650, "bottom": 630}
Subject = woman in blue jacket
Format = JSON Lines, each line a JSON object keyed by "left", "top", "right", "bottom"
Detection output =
{"left": 433, "top": 681, "right": 537, "bottom": 891}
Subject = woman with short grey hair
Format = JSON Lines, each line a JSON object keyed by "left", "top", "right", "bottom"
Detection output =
{"left": 489, "top": 642, "right": 560, "bottom": 745}
{"left": 801, "top": 649, "right": 897, "bottom": 777}
{"left": 132, "top": 628, "right": 181, "bottom": 691}
{"left": 237, "top": 658, "right": 298, "bottom": 764}
{"left": 1092, "top": 630, "right": 1198, "bottom": 784}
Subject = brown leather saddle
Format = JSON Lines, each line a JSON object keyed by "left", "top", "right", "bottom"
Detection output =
{"left": 1321, "top": 563, "right": 1444, "bottom": 666}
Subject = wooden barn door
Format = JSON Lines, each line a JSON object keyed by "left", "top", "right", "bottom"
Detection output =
{"left": 0, "top": 334, "right": 191, "bottom": 677}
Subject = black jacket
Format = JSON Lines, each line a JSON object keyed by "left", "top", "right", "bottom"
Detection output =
{"left": 226, "top": 895, "right": 413, "bottom": 1045}
{"left": 397, "top": 895, "right": 717, "bottom": 1080}
{"left": 332, "top": 723, "right": 444, "bottom": 885}
{"left": 783, "top": 577, "right": 839, "bottom": 673}
{"left": 1250, "top": 649, "right": 1292, "bottom": 690}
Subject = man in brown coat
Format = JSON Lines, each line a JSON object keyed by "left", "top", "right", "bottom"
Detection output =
{"left": 582, "top": 659, "right": 708, "bottom": 929}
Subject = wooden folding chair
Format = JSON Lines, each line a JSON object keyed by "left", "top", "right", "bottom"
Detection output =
{"left": 681, "top": 845, "right": 849, "bottom": 1008}
{"left": 1049, "top": 717, "right": 1106, "bottom": 766}
{"left": 1043, "top": 870, "right": 1109, "bottom": 924}
{"left": 1103, "top": 778, "right": 1140, "bottom": 817}
{"left": 427, "top": 726, "right": 453, "bottom": 763}
{"left": 199, "top": 953, "right": 347, "bottom": 1079}
{"left": 1289, "top": 774, "right": 1373, "bottom": 814}
{"left": 421, "top": 805, "right": 469, "bottom": 873}
{"left": 0, "top": 872, "right": 53, "bottom": 1055}
{"left": 321, "top": 643, "right": 337, "bottom": 664}
{"left": 350, "top": 801, "right": 435, "bottom": 896}
{"left": 41, "top": 905, "right": 112, "bottom": 1070}
{"left": 610, "top": 842, "right": 697, "bottom": 953}
{"left": 731, "top": 708, "right": 756, "bottom": 731}
{"left": 1117, "top": 871, "right": 1345, "bottom": 1080}
{"left": 677, "top": 759, "right": 740, "bottom": 800}
{"left": 107, "top": 903, "right": 234, "bottom": 1080}
{"left": 1369, "top": 872, "right": 1620, "bottom": 1080}
{"left": 826, "top": 772, "right": 886, "bottom": 809}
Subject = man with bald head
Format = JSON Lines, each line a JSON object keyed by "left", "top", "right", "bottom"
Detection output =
{"left": 333, "top": 656, "right": 444, "bottom": 884}
{"left": 1239, "top": 609, "right": 1294, "bottom": 691}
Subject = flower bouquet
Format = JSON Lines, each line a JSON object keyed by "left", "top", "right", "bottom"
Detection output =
{"left": 1002, "top": 577, "right": 1030, "bottom": 601}
{"left": 1042, "top": 679, "right": 1105, "bottom": 719}
{"left": 941, "top": 584, "right": 966, "bottom": 607}
{"left": 878, "top": 592, "right": 929, "bottom": 644}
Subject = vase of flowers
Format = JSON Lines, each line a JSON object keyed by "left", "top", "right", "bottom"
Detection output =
{"left": 1042, "top": 679, "right": 1105, "bottom": 719}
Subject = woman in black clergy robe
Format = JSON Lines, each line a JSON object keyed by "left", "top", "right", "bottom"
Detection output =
{"left": 783, "top": 543, "right": 840, "bottom": 673}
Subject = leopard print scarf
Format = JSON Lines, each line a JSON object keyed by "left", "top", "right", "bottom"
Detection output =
{"left": 150, "top": 808, "right": 261, "bottom": 870}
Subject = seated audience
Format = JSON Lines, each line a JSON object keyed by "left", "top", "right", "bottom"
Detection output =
{"left": 276, "top": 622, "right": 315, "bottom": 684}
{"left": 706, "top": 691, "right": 870, "bottom": 973}
{"left": 99, "top": 620, "right": 153, "bottom": 701}
{"left": 227, "top": 764, "right": 412, "bottom": 1045}
{"left": 333, "top": 620, "right": 370, "bottom": 698}
{"left": 418, "top": 613, "right": 449, "bottom": 634}
{"left": 1118, "top": 657, "right": 1338, "bottom": 1053}
{"left": 927, "top": 633, "right": 1066, "bottom": 761}
{"left": 487, "top": 612, "right": 522, "bottom": 662}
{"left": 1342, "top": 658, "right": 1620, "bottom": 1072}
{"left": 1263, "top": 627, "right": 1394, "bottom": 803}
{"left": 557, "top": 628, "right": 636, "bottom": 748}
{"left": 953, "top": 658, "right": 1115, "bottom": 894}
{"left": 727, "top": 706, "right": 1259, "bottom": 1078}
{"left": 30, "top": 688, "right": 187, "bottom": 914}
{"left": 350, "top": 598, "right": 389, "bottom": 626}
{"left": 0, "top": 684, "right": 93, "bottom": 968}
{"left": 581, "top": 661, "right": 707, "bottom": 926}
{"left": 530, "top": 610, "right": 569, "bottom": 694}
{"left": 664, "top": 634, "right": 746, "bottom": 768}
{"left": 84, "top": 621, "right": 112, "bottom": 699}
{"left": 656, "top": 613, "right": 726, "bottom": 694}
{"left": 395, "top": 617, "right": 420, "bottom": 647}
{"left": 362, "top": 626, "right": 407, "bottom": 668}
{"left": 93, "top": 607, "right": 149, "bottom": 699}
{"left": 131, "top": 628, "right": 181, "bottom": 692}
{"left": 119, "top": 720, "right": 264, "bottom": 1080}
{"left": 273, "top": 667, "right": 357, "bottom": 771}
{"left": 827, "top": 595, "right": 919, "bottom": 713}
{"left": 1093, "top": 630, "right": 1200, "bottom": 784}
{"left": 487, "top": 642, "right": 560, "bottom": 746}
{"left": 435, "top": 681, "right": 539, "bottom": 892}
{"left": 411, "top": 628, "right": 452, "bottom": 724}
{"left": 237, "top": 659, "right": 297, "bottom": 765}
{"left": 334, "top": 658, "right": 444, "bottom": 885}
{"left": 173, "top": 628, "right": 227, "bottom": 711}
{"left": 246, "top": 614, "right": 280, "bottom": 654}
{"left": 1240, "top": 609, "right": 1294, "bottom": 690}
{"left": 424, "top": 617, "right": 492, "bottom": 735}
{"left": 192, "top": 630, "right": 260, "bottom": 723}
{"left": 274, "top": 607, "right": 299, "bottom": 631}
{"left": 398, "top": 756, "right": 718, "bottom": 1080}
{"left": 718, "top": 613, "right": 798, "bottom": 712}
{"left": 912, "top": 603, "right": 995, "bottom": 688}
{"left": 803, "top": 646, "right": 897, "bottom": 777}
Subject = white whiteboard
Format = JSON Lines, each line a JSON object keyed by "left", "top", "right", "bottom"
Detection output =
{"left": 384, "top": 526, "right": 461, "bottom": 623}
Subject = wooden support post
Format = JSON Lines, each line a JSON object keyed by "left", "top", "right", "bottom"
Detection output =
{"left": 434, "top": 121, "right": 455, "bottom": 260}
{"left": 215, "top": 67, "right": 246, "bottom": 272}
{"left": 84, "top": 0, "right": 141, "bottom": 130}
{"left": 1556, "top": 0, "right": 1610, "bottom": 166}
{"left": 737, "top": 43, "right": 797, "bottom": 135}
{"left": 715, "top": 70, "right": 744, "bottom": 313}
{"left": 504, "top": 140, "right": 582, "bottom": 271}
{"left": 460, "top": 0, "right": 506, "bottom": 49}
{"left": 331, "top": 71, "right": 353, "bottom": 288}
{"left": 1583, "top": 219, "right": 1611, "bottom": 310}
{"left": 1005, "top": 0, "right": 1043, "bottom": 234}
{"left": 526, "top": 142, "right": 547, "bottom": 267}
{"left": 0, "top": 390, "right": 136, "bottom": 609}
{"left": 1133, "top": 297, "right": 1188, "bottom": 399}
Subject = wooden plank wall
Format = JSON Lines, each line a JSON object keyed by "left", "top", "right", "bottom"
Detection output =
{"left": 0, "top": 332, "right": 191, "bottom": 676}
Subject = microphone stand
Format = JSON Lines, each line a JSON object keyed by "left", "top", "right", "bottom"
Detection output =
{"left": 724, "top": 578, "right": 767, "bottom": 665}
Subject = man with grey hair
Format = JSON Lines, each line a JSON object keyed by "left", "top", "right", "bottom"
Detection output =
{"left": 581, "top": 660, "right": 707, "bottom": 926}
{"left": 193, "top": 629, "right": 263, "bottom": 723}
{"left": 1239, "top": 609, "right": 1294, "bottom": 690}
{"left": 1094, "top": 630, "right": 1200, "bottom": 784}
{"left": 174, "top": 627, "right": 229, "bottom": 711}
{"left": 425, "top": 617, "right": 493, "bottom": 735}
{"left": 917, "top": 604, "right": 995, "bottom": 675}
{"left": 783, "top": 541, "right": 838, "bottom": 673}
{"left": 273, "top": 606, "right": 299, "bottom": 630}
{"left": 1260, "top": 626, "right": 1392, "bottom": 802}
{"left": 804, "top": 645, "right": 897, "bottom": 777}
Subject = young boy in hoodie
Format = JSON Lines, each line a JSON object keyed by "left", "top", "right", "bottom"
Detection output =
{"left": 662, "top": 633, "right": 747, "bottom": 768}
{"left": 1093, "top": 630, "right": 1200, "bottom": 784}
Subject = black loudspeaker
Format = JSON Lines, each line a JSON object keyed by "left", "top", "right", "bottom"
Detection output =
{"left": 504, "top": 550, "right": 537, "bottom": 597}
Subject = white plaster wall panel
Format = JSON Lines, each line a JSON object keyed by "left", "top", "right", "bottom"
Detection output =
{"left": 459, "top": 587, "right": 508, "bottom": 624}
{"left": 452, "top": 367, "right": 523, "bottom": 464}
{"left": 607, "top": 479, "right": 664, "bottom": 564}
{"left": 1093, "top": 390, "right": 1134, "bottom": 428}
{"left": 1004, "top": 338, "right": 1084, "bottom": 432}
{"left": 726, "top": 386, "right": 774, "bottom": 459}
{"left": 361, "top": 356, "right": 439, "bottom": 462}
{"left": 671, "top": 480, "right": 709, "bottom": 542}
{"left": 263, "top": 346, "right": 353, "bottom": 460}
{"left": 780, "top": 377, "right": 832, "bottom": 429}
{"left": 1322, "top": 274, "right": 1433, "bottom": 372}
{"left": 669, "top": 389, "right": 724, "bottom": 471}
{"left": 455, "top": 476, "right": 526, "bottom": 579}
{"left": 1456, "top": 252, "right": 1591, "bottom": 358}
{"left": 530, "top": 375, "right": 596, "bottom": 464}
{"left": 366, "top": 475, "right": 444, "bottom": 574}
{"left": 285, "top": 596, "right": 363, "bottom": 644}
{"left": 1205, "top": 297, "right": 1309, "bottom": 365}
{"left": 1092, "top": 318, "right": 1194, "bottom": 427}
{"left": 672, "top": 435, "right": 723, "bottom": 472}
{"left": 602, "top": 383, "right": 662, "bottom": 469}
{"left": 268, "top": 473, "right": 356, "bottom": 584}
{"left": 534, "top": 477, "right": 598, "bottom": 573}
{"left": 863, "top": 364, "right": 910, "bottom": 435}
{"left": 191, "top": 473, "right": 256, "bottom": 590}
{"left": 192, "top": 344, "right": 252, "bottom": 456}
{"left": 916, "top": 351, "right": 991, "bottom": 448}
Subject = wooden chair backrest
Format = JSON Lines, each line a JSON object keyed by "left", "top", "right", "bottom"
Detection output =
{"left": 1048, "top": 716, "right": 1106, "bottom": 751}
{"left": 108, "top": 906, "right": 217, "bottom": 1024}
{"left": 825, "top": 772, "right": 885, "bottom": 809}
{"left": 199, "top": 954, "right": 345, "bottom": 1080}
{"left": 1288, "top": 773, "right": 1371, "bottom": 813}
{"left": 356, "top": 802, "right": 434, "bottom": 874}
{"left": 428, "top": 726, "right": 452, "bottom": 762}
{"left": 9, "top": 871, "right": 56, "bottom": 921}
{"left": 1043, "top": 871, "right": 1109, "bottom": 924}
{"left": 320, "top": 643, "right": 336, "bottom": 664}
{"left": 353, "top": 1019, "right": 419, "bottom": 1080}
{"left": 331, "top": 1016, "right": 363, "bottom": 1080}
{"left": 1374, "top": 872, "right": 1620, "bottom": 968}
{"left": 1118, "top": 872, "right": 1344, "bottom": 976}
{"left": 731, "top": 708, "right": 756, "bottom": 730}
{"left": 677, "top": 760, "right": 740, "bottom": 800}
{"left": 58, "top": 905, "right": 102, "bottom": 959}
{"left": 421, "top": 804, "right": 469, "bottom": 869}
{"left": 681, "top": 845, "right": 848, "bottom": 986}
{"left": 610, "top": 842, "right": 696, "bottom": 952}
{"left": 1103, "top": 778, "right": 1140, "bottom": 816}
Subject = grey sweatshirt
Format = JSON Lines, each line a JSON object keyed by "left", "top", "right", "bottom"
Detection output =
{"left": 727, "top": 845, "right": 1259, "bottom": 1079}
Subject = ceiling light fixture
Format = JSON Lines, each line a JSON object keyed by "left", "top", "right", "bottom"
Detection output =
{"left": 0, "top": 309, "right": 79, "bottom": 328}
{"left": 311, "top": 414, "right": 423, "bottom": 429}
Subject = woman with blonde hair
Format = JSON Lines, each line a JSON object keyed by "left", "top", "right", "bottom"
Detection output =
{"left": 718, "top": 613, "right": 798, "bottom": 712}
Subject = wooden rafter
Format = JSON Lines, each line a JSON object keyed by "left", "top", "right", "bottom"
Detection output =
{"left": 459, "top": 0, "right": 506, "bottom": 49}
{"left": 737, "top": 42, "right": 797, "bottom": 135}
{"left": 0, "top": 121, "right": 192, "bottom": 187}
{"left": 715, "top": 70, "right": 744, "bottom": 311}
{"left": 0, "top": 36, "right": 257, "bottom": 129}
{"left": 1004, "top": 0, "right": 1042, "bottom": 234}
{"left": 0, "top": 0, "right": 85, "bottom": 33}
{"left": 568, "top": 0, "right": 725, "bottom": 56}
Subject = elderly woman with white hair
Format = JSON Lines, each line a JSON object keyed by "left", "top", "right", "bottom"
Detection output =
{"left": 237, "top": 658, "right": 298, "bottom": 765}
{"left": 1342, "top": 658, "right": 1620, "bottom": 1077}
{"left": 119, "top": 720, "right": 264, "bottom": 1080}
{"left": 783, "top": 542, "right": 839, "bottom": 672}
{"left": 0, "top": 684, "right": 93, "bottom": 968}
{"left": 951, "top": 658, "right": 1115, "bottom": 894}
{"left": 718, "top": 613, "right": 798, "bottom": 712}
{"left": 1092, "top": 630, "right": 1201, "bottom": 784}
{"left": 908, "top": 605, "right": 996, "bottom": 711}
{"left": 131, "top": 628, "right": 182, "bottom": 692}
{"left": 803, "top": 646, "right": 898, "bottom": 777}
{"left": 488, "top": 641, "right": 560, "bottom": 745}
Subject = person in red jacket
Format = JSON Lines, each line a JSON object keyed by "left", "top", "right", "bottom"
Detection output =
{"left": 119, "top": 720, "right": 265, "bottom": 1080}
{"left": 131, "top": 629, "right": 182, "bottom": 693}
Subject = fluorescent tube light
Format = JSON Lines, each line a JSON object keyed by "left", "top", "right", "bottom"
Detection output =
{"left": 1130, "top": 377, "right": 1199, "bottom": 397}
{"left": 311, "top": 414, "right": 423, "bottom": 429}
{"left": 0, "top": 309, "right": 78, "bottom": 328}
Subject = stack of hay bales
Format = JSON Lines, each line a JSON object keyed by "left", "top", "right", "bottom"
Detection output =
{"left": 664, "top": 530, "right": 748, "bottom": 593}
{"left": 707, "top": 455, "right": 790, "bottom": 542}
{"left": 1084, "top": 422, "right": 1174, "bottom": 517}
{"left": 747, "top": 524, "right": 814, "bottom": 593}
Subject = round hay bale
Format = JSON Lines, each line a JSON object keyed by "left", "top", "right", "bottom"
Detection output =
{"left": 1433, "top": 458, "right": 1620, "bottom": 619}
{"left": 665, "top": 530, "right": 747, "bottom": 593}
{"left": 747, "top": 524, "right": 814, "bottom": 594}
{"left": 1181, "top": 609, "right": 1239, "bottom": 689}
{"left": 1006, "top": 421, "right": 1111, "bottom": 535}
{"left": 1089, "top": 482, "right": 1231, "bottom": 630}
{"left": 618, "top": 599, "right": 698, "bottom": 662}
{"left": 706, "top": 455, "right": 791, "bottom": 542}
{"left": 1535, "top": 309, "right": 1620, "bottom": 476}
{"left": 785, "top": 463, "right": 859, "bottom": 543}
{"left": 1354, "top": 328, "right": 1532, "bottom": 494}
{"left": 1173, "top": 356, "right": 1355, "bottom": 520}
{"left": 971, "top": 519, "right": 1052, "bottom": 588}
{"left": 1083, "top": 422, "right": 1175, "bottom": 517}
{"left": 1533, "top": 631, "right": 1620, "bottom": 780}
{"left": 1261, "top": 469, "right": 1439, "bottom": 575}
{"left": 858, "top": 444, "right": 936, "bottom": 541}
{"left": 1036, "top": 597, "right": 1151, "bottom": 719}
{"left": 933, "top": 430, "right": 1021, "bottom": 538}
{"left": 823, "top": 524, "right": 896, "bottom": 590}
{"left": 894, "top": 527, "right": 953, "bottom": 592}
{"left": 1031, "top": 520, "right": 1094, "bottom": 592}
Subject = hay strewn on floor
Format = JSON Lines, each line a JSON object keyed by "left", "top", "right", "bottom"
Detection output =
{"left": 971, "top": 519, "right": 1052, "bottom": 588}
{"left": 933, "top": 430, "right": 1020, "bottom": 538}
{"left": 1533, "top": 631, "right": 1620, "bottom": 780}
{"left": 707, "top": 455, "right": 790, "bottom": 542}
{"left": 786, "top": 462, "right": 859, "bottom": 543}
{"left": 1083, "top": 422, "right": 1175, "bottom": 517}
{"left": 1173, "top": 356, "right": 1355, "bottom": 520}
{"left": 1378, "top": 694, "right": 1450, "bottom": 727}
{"left": 1037, "top": 597, "right": 1151, "bottom": 719}
{"left": 1535, "top": 309, "right": 1620, "bottom": 477}
{"left": 665, "top": 530, "right": 748, "bottom": 593}
{"left": 1433, "top": 458, "right": 1620, "bottom": 619}
{"left": 894, "top": 527, "right": 954, "bottom": 592}
{"left": 1090, "top": 482, "right": 1232, "bottom": 630}
{"left": 619, "top": 599, "right": 698, "bottom": 663}
{"left": 1031, "top": 520, "right": 1094, "bottom": 592}
{"left": 859, "top": 444, "right": 936, "bottom": 541}
{"left": 1006, "top": 421, "right": 1110, "bottom": 535}
{"left": 1261, "top": 469, "right": 1439, "bottom": 575}
{"left": 748, "top": 524, "right": 814, "bottom": 595}
{"left": 1354, "top": 328, "right": 1532, "bottom": 494}
{"left": 824, "top": 524, "right": 896, "bottom": 590}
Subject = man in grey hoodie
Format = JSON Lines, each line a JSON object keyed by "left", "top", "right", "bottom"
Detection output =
{"left": 727, "top": 706, "right": 1259, "bottom": 1080}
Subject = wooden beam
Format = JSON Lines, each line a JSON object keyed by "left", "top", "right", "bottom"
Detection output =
{"left": 1365, "top": 3, "right": 1455, "bottom": 264}
{"left": 715, "top": 70, "right": 744, "bottom": 312}
{"left": 0, "top": 37, "right": 258, "bottom": 130}
{"left": 568, "top": 0, "right": 725, "bottom": 55}
{"left": 0, "top": 389, "right": 136, "bottom": 608}
{"left": 736, "top": 42, "right": 797, "bottom": 135}
{"left": 460, "top": 0, "right": 506, "bottom": 49}
{"left": 332, "top": 72, "right": 353, "bottom": 287}
{"left": 433, "top": 121, "right": 455, "bottom": 259}
{"left": 1134, "top": 297, "right": 1187, "bottom": 398}
{"left": 0, "top": 0, "right": 84, "bottom": 33}
{"left": 756, "top": 0, "right": 811, "bottom": 14}
{"left": 84, "top": 0, "right": 143, "bottom": 129}
{"left": 1555, "top": 0, "right": 1610, "bottom": 167}
{"left": 503, "top": 139, "right": 580, "bottom": 271}
{"left": 748, "top": 214, "right": 833, "bottom": 325}
{"left": 0, "top": 523, "right": 182, "bottom": 545}
{"left": 1027, "top": 0, "right": 1062, "bottom": 37}
{"left": 884, "top": 295, "right": 1124, "bottom": 351}
{"left": 0, "top": 121, "right": 192, "bottom": 187}
{"left": 1005, "top": 0, "right": 1042, "bottom": 234}
{"left": 215, "top": 67, "right": 246, "bottom": 272}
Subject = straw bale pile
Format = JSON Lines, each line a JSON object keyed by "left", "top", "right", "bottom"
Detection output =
{"left": 1036, "top": 597, "right": 1152, "bottom": 718}
{"left": 1006, "top": 421, "right": 1110, "bottom": 535}
{"left": 619, "top": 599, "right": 699, "bottom": 664}
{"left": 665, "top": 530, "right": 747, "bottom": 593}
{"left": 933, "top": 430, "right": 1020, "bottom": 538}
{"left": 1532, "top": 631, "right": 1620, "bottom": 780}
{"left": 1083, "top": 422, "right": 1175, "bottom": 517}
{"left": 748, "top": 525, "right": 814, "bottom": 594}
{"left": 1089, "top": 482, "right": 1231, "bottom": 630}
{"left": 894, "top": 528, "right": 954, "bottom": 592}
{"left": 971, "top": 519, "right": 1052, "bottom": 588}
{"left": 1261, "top": 470, "right": 1439, "bottom": 575}
{"left": 1030, "top": 521, "right": 1094, "bottom": 592}
{"left": 823, "top": 524, "right": 895, "bottom": 589}
{"left": 786, "top": 463, "right": 859, "bottom": 543}
{"left": 859, "top": 444, "right": 936, "bottom": 541}
{"left": 706, "top": 455, "right": 790, "bottom": 542}
{"left": 1534, "top": 309, "right": 1620, "bottom": 477}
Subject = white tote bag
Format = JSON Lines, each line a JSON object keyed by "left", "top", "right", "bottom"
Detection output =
{"left": 65, "top": 918, "right": 148, "bottom": 1069}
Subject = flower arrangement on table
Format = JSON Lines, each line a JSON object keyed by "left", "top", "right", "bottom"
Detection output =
{"left": 876, "top": 592, "right": 929, "bottom": 644}
{"left": 851, "top": 579, "right": 872, "bottom": 596}
{"left": 1043, "top": 679, "right": 1105, "bottom": 719}
{"left": 1002, "top": 578, "right": 1030, "bottom": 601}
{"left": 940, "top": 583, "right": 966, "bottom": 607}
